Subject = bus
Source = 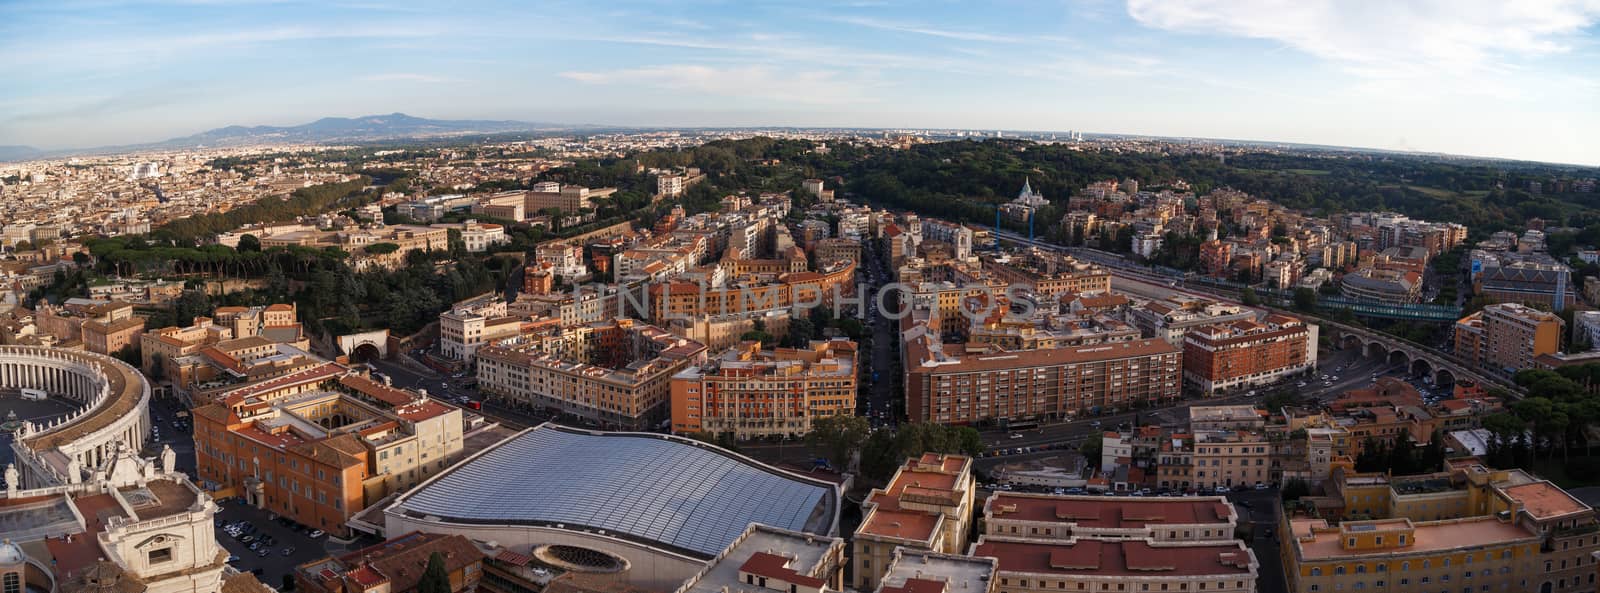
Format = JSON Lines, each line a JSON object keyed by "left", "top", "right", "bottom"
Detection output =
{"left": 1003, "top": 419, "right": 1040, "bottom": 431}
{"left": 20, "top": 388, "right": 46, "bottom": 401}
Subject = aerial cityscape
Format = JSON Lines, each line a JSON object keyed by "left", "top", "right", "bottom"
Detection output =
{"left": 3, "top": 2, "right": 1600, "bottom": 593}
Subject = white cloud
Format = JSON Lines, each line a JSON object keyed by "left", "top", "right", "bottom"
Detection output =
{"left": 360, "top": 73, "right": 451, "bottom": 83}
{"left": 560, "top": 65, "right": 873, "bottom": 105}
{"left": 1125, "top": 0, "right": 1600, "bottom": 76}
{"left": 825, "top": 15, "right": 1019, "bottom": 43}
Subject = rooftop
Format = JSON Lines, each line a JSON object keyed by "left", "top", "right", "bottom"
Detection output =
{"left": 392, "top": 423, "right": 839, "bottom": 558}
{"left": 1290, "top": 516, "right": 1537, "bottom": 560}
{"left": 987, "top": 494, "right": 1235, "bottom": 530}
{"left": 877, "top": 550, "right": 997, "bottom": 593}
{"left": 676, "top": 524, "right": 840, "bottom": 593}
{"left": 1500, "top": 481, "right": 1591, "bottom": 521}
{"left": 973, "top": 537, "right": 1255, "bottom": 578}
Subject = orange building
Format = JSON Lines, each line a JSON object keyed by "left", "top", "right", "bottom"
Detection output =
{"left": 1183, "top": 314, "right": 1317, "bottom": 394}
{"left": 1454, "top": 302, "right": 1563, "bottom": 375}
{"left": 903, "top": 332, "right": 1181, "bottom": 424}
{"left": 193, "top": 365, "right": 463, "bottom": 536}
{"left": 669, "top": 339, "right": 857, "bottom": 439}
{"left": 1199, "top": 240, "right": 1234, "bottom": 278}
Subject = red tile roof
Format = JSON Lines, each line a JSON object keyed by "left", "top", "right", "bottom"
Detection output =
{"left": 739, "top": 552, "right": 825, "bottom": 588}
{"left": 973, "top": 539, "right": 1253, "bottom": 577}
{"left": 988, "top": 494, "right": 1233, "bottom": 529}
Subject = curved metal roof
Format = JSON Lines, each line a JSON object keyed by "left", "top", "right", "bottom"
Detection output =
{"left": 395, "top": 424, "right": 835, "bottom": 557}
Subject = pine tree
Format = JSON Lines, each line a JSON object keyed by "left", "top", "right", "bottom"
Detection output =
{"left": 418, "top": 552, "right": 451, "bottom": 593}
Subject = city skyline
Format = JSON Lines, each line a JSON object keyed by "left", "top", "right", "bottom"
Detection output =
{"left": 3, "top": 0, "right": 1600, "bottom": 166}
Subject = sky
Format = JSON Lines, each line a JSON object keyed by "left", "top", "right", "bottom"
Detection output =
{"left": 2, "top": 0, "right": 1599, "bottom": 165}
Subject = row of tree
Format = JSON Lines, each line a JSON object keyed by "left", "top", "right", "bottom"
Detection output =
{"left": 803, "top": 416, "right": 984, "bottom": 480}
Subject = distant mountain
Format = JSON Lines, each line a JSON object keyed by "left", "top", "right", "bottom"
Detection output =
{"left": 158, "top": 113, "right": 563, "bottom": 147}
{"left": 0, "top": 146, "right": 43, "bottom": 161}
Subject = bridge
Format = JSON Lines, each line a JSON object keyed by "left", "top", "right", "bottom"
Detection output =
{"left": 1186, "top": 276, "right": 1463, "bottom": 322}
{"left": 991, "top": 230, "right": 1520, "bottom": 394}
{"left": 1314, "top": 318, "right": 1519, "bottom": 393}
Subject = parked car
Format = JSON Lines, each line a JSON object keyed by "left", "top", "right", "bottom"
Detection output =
{"left": 1214, "top": 485, "right": 1229, "bottom": 494}
{"left": 257, "top": 548, "right": 271, "bottom": 557}
{"left": 308, "top": 530, "right": 325, "bottom": 538}
{"left": 282, "top": 547, "right": 296, "bottom": 556}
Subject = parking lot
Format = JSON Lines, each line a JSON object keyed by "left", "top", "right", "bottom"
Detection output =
{"left": 213, "top": 499, "right": 348, "bottom": 589}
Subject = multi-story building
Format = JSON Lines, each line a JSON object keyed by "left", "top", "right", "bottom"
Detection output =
{"left": 980, "top": 249, "right": 1111, "bottom": 297}
{"left": 296, "top": 532, "right": 484, "bottom": 593}
{"left": 1200, "top": 240, "right": 1233, "bottom": 277}
{"left": 983, "top": 493, "right": 1239, "bottom": 542}
{"left": 903, "top": 329, "right": 1181, "bottom": 424}
{"left": 430, "top": 219, "right": 508, "bottom": 252}
{"left": 1474, "top": 257, "right": 1575, "bottom": 311}
{"left": 1190, "top": 404, "right": 1268, "bottom": 432}
{"left": 475, "top": 320, "right": 707, "bottom": 429}
{"left": 853, "top": 453, "right": 975, "bottom": 591}
{"left": 921, "top": 219, "right": 974, "bottom": 260}
{"left": 1125, "top": 296, "right": 1255, "bottom": 347}
{"left": 1183, "top": 314, "right": 1317, "bottom": 394}
{"left": 1288, "top": 463, "right": 1600, "bottom": 593}
{"left": 438, "top": 294, "right": 522, "bottom": 364}
{"left": 192, "top": 368, "right": 464, "bottom": 536}
{"left": 1189, "top": 430, "right": 1272, "bottom": 490}
{"left": 876, "top": 550, "right": 997, "bottom": 593}
{"left": 524, "top": 183, "right": 615, "bottom": 213}
{"left": 32, "top": 298, "right": 145, "bottom": 355}
{"left": 973, "top": 494, "right": 1257, "bottom": 593}
{"left": 1454, "top": 302, "right": 1563, "bottom": 374}
{"left": 1340, "top": 267, "right": 1423, "bottom": 303}
{"left": 669, "top": 339, "right": 857, "bottom": 439}
{"left": 675, "top": 524, "right": 846, "bottom": 593}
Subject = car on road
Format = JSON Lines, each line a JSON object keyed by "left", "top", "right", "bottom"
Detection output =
{"left": 1255, "top": 482, "right": 1270, "bottom": 490}
{"left": 1214, "top": 485, "right": 1229, "bottom": 493}
{"left": 1089, "top": 420, "right": 1101, "bottom": 428}
{"left": 308, "top": 530, "right": 325, "bottom": 538}
{"left": 1009, "top": 433, "right": 1023, "bottom": 439}
{"left": 282, "top": 547, "right": 296, "bottom": 556}
{"left": 257, "top": 548, "right": 270, "bottom": 557}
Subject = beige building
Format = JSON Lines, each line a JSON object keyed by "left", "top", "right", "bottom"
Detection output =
{"left": 1455, "top": 302, "right": 1564, "bottom": 375}
{"left": 853, "top": 454, "right": 976, "bottom": 591}
{"left": 438, "top": 295, "right": 522, "bottom": 364}
{"left": 1190, "top": 430, "right": 1273, "bottom": 490}
{"left": 669, "top": 339, "right": 857, "bottom": 439}
{"left": 475, "top": 320, "right": 707, "bottom": 429}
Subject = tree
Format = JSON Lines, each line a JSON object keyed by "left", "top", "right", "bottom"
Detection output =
{"left": 418, "top": 552, "right": 451, "bottom": 593}
{"left": 1293, "top": 287, "right": 1317, "bottom": 312}
{"left": 806, "top": 415, "right": 870, "bottom": 470}
{"left": 237, "top": 234, "right": 261, "bottom": 252}
{"left": 1240, "top": 287, "right": 1260, "bottom": 306}
{"left": 1080, "top": 438, "right": 1103, "bottom": 470}
{"left": 1281, "top": 478, "right": 1311, "bottom": 501}
{"left": 1421, "top": 429, "right": 1447, "bottom": 472}
{"left": 365, "top": 242, "right": 401, "bottom": 255}
{"left": 1388, "top": 430, "right": 1417, "bottom": 475}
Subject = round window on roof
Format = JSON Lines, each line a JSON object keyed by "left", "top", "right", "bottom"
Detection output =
{"left": 533, "top": 545, "right": 628, "bottom": 574}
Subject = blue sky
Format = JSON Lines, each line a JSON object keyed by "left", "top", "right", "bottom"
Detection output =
{"left": 3, "top": 0, "right": 1598, "bottom": 165}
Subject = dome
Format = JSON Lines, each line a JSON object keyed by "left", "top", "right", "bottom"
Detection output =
{"left": 0, "top": 539, "right": 25, "bottom": 565}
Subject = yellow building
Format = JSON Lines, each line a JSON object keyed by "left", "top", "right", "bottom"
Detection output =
{"left": 1294, "top": 464, "right": 1600, "bottom": 593}
{"left": 852, "top": 454, "right": 975, "bottom": 592}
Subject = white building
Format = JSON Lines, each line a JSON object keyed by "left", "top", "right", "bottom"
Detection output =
{"left": 431, "top": 219, "right": 508, "bottom": 252}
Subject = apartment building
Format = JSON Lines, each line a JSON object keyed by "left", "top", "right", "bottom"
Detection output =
{"left": 980, "top": 249, "right": 1111, "bottom": 297}
{"left": 1291, "top": 464, "right": 1600, "bottom": 593}
{"left": 972, "top": 501, "right": 1258, "bottom": 593}
{"left": 669, "top": 339, "right": 857, "bottom": 439}
{"left": 1454, "top": 302, "right": 1564, "bottom": 374}
{"left": 1182, "top": 314, "right": 1317, "bottom": 394}
{"left": 192, "top": 368, "right": 463, "bottom": 536}
{"left": 982, "top": 493, "right": 1239, "bottom": 543}
{"left": 1125, "top": 297, "right": 1255, "bottom": 347}
{"left": 1189, "top": 430, "right": 1272, "bottom": 490}
{"left": 438, "top": 295, "right": 522, "bottom": 364}
{"left": 475, "top": 320, "right": 707, "bottom": 429}
{"left": 525, "top": 183, "right": 616, "bottom": 213}
{"left": 904, "top": 329, "right": 1182, "bottom": 424}
{"left": 853, "top": 453, "right": 976, "bottom": 591}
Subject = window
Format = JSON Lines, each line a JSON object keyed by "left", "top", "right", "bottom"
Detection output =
{"left": 148, "top": 548, "right": 173, "bottom": 564}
